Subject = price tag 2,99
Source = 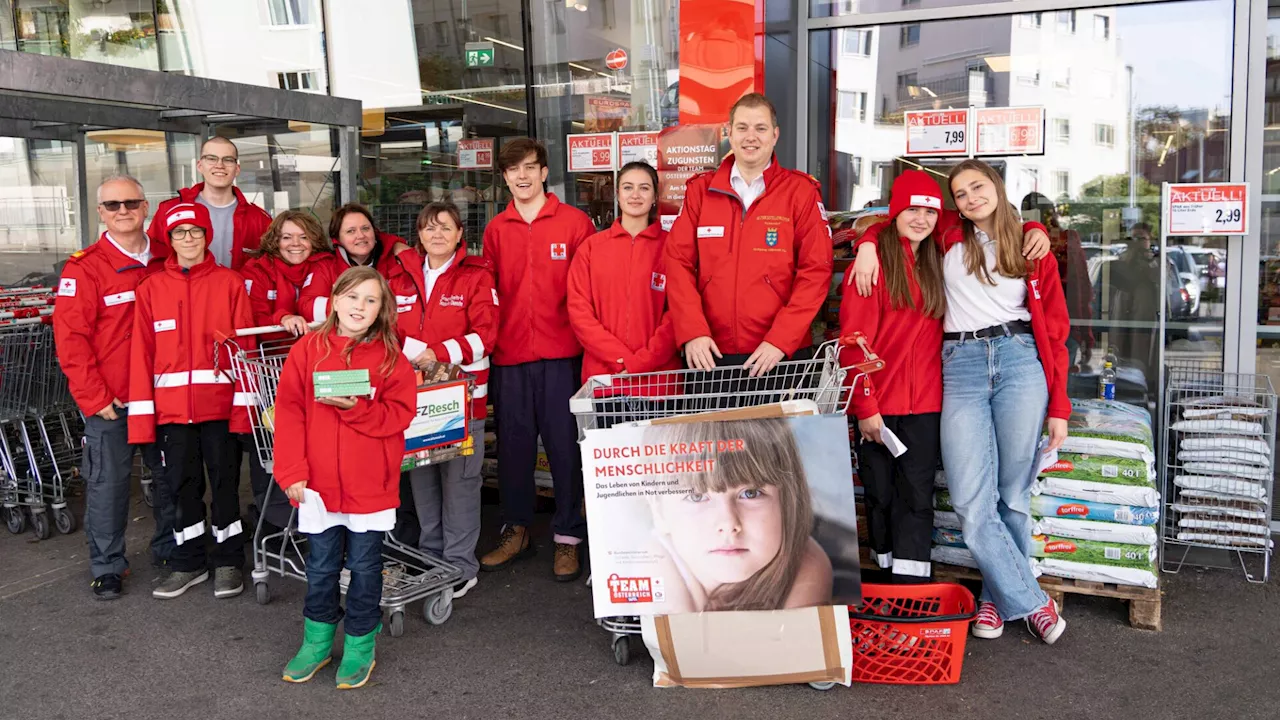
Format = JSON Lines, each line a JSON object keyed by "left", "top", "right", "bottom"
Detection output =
{"left": 1166, "top": 183, "right": 1249, "bottom": 236}
{"left": 904, "top": 109, "right": 970, "bottom": 156}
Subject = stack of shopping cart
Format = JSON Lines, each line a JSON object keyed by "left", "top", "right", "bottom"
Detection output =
{"left": 0, "top": 287, "right": 83, "bottom": 539}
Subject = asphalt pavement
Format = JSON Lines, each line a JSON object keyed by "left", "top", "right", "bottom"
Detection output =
{"left": 1, "top": 486, "right": 1278, "bottom": 720}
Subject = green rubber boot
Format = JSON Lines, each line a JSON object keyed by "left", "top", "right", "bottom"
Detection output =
{"left": 335, "top": 623, "right": 381, "bottom": 690}
{"left": 282, "top": 618, "right": 337, "bottom": 683}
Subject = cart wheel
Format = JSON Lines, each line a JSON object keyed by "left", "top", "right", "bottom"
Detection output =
{"left": 255, "top": 582, "right": 271, "bottom": 605}
{"left": 142, "top": 481, "right": 154, "bottom": 508}
{"left": 612, "top": 635, "right": 633, "bottom": 666}
{"left": 423, "top": 592, "right": 453, "bottom": 626}
{"left": 4, "top": 507, "right": 25, "bottom": 534}
{"left": 808, "top": 681, "right": 837, "bottom": 691}
{"left": 389, "top": 611, "right": 405, "bottom": 637}
{"left": 54, "top": 506, "right": 76, "bottom": 534}
{"left": 30, "top": 510, "right": 51, "bottom": 540}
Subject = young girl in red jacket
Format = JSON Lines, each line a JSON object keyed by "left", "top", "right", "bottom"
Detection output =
{"left": 273, "top": 266, "right": 417, "bottom": 690}
{"left": 128, "top": 202, "right": 256, "bottom": 602}
{"left": 393, "top": 201, "right": 497, "bottom": 600}
{"left": 567, "top": 161, "right": 679, "bottom": 388}
{"left": 838, "top": 170, "right": 946, "bottom": 584}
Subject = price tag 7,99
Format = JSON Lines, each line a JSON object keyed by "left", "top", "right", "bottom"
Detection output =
{"left": 904, "top": 109, "right": 970, "bottom": 156}
{"left": 1166, "top": 183, "right": 1248, "bottom": 236}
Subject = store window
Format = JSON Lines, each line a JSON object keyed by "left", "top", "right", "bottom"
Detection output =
{"left": 807, "top": 0, "right": 1235, "bottom": 410}
{"left": 10, "top": 0, "right": 158, "bottom": 70}
{"left": 0, "top": 137, "right": 80, "bottom": 286}
{"left": 1254, "top": 9, "right": 1280, "bottom": 450}
{"left": 813, "top": 0, "right": 1013, "bottom": 18}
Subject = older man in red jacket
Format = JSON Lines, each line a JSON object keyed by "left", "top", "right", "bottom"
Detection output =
{"left": 665, "top": 93, "right": 833, "bottom": 378}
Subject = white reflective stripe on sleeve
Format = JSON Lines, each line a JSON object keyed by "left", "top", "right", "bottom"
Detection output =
{"left": 892, "top": 558, "right": 932, "bottom": 578}
{"left": 128, "top": 400, "right": 155, "bottom": 415}
{"left": 442, "top": 338, "right": 464, "bottom": 364}
{"left": 190, "top": 369, "right": 231, "bottom": 384}
{"left": 212, "top": 520, "right": 243, "bottom": 543}
{"left": 402, "top": 336, "right": 429, "bottom": 360}
{"left": 461, "top": 356, "right": 489, "bottom": 372}
{"left": 172, "top": 520, "right": 206, "bottom": 546}
{"left": 869, "top": 549, "right": 893, "bottom": 569}
{"left": 312, "top": 297, "right": 328, "bottom": 321}
{"left": 473, "top": 383, "right": 488, "bottom": 399}
{"left": 463, "top": 333, "right": 485, "bottom": 360}
{"left": 233, "top": 392, "right": 258, "bottom": 407}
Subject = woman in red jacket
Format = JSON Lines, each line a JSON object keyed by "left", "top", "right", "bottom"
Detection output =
{"left": 240, "top": 211, "right": 342, "bottom": 336}
{"left": 393, "top": 201, "right": 497, "bottom": 599}
{"left": 296, "top": 204, "right": 412, "bottom": 322}
{"left": 567, "top": 161, "right": 679, "bottom": 391}
{"left": 838, "top": 170, "right": 946, "bottom": 583}
{"left": 273, "top": 266, "right": 417, "bottom": 690}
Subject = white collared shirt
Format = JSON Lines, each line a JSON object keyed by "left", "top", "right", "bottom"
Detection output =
{"left": 423, "top": 254, "right": 454, "bottom": 298}
{"left": 730, "top": 160, "right": 770, "bottom": 211}
{"left": 943, "top": 228, "right": 1031, "bottom": 333}
{"left": 106, "top": 233, "right": 152, "bottom": 266}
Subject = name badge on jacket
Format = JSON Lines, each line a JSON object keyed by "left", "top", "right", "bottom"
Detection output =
{"left": 651, "top": 272, "right": 666, "bottom": 292}
{"left": 697, "top": 226, "right": 725, "bottom": 239}
{"left": 153, "top": 319, "right": 176, "bottom": 332}
{"left": 550, "top": 243, "right": 567, "bottom": 260}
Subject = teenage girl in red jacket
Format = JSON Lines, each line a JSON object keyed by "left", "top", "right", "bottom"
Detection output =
{"left": 273, "top": 266, "right": 417, "bottom": 690}
{"left": 567, "top": 161, "right": 680, "bottom": 387}
{"left": 838, "top": 170, "right": 947, "bottom": 583}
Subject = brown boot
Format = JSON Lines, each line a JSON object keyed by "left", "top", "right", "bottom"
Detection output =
{"left": 479, "top": 525, "right": 533, "bottom": 572}
{"left": 553, "top": 543, "right": 582, "bottom": 583}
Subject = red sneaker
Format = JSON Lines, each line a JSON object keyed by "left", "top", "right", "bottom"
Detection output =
{"left": 972, "top": 601, "right": 1004, "bottom": 639}
{"left": 1026, "top": 598, "right": 1066, "bottom": 645}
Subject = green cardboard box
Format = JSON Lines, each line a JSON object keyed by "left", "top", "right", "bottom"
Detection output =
{"left": 314, "top": 369, "right": 369, "bottom": 385}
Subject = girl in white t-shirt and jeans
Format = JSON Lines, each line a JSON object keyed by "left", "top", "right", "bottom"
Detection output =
{"left": 938, "top": 160, "right": 1072, "bottom": 645}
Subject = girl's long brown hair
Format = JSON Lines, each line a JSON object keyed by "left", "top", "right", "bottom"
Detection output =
{"left": 948, "top": 159, "right": 1029, "bottom": 283}
{"left": 644, "top": 419, "right": 815, "bottom": 612}
{"left": 314, "top": 266, "right": 401, "bottom": 377}
{"left": 879, "top": 221, "right": 945, "bottom": 319}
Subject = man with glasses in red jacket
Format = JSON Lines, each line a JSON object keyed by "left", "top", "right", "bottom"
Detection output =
{"left": 147, "top": 137, "right": 271, "bottom": 271}
{"left": 55, "top": 175, "right": 169, "bottom": 600}
{"left": 665, "top": 93, "right": 833, "bottom": 379}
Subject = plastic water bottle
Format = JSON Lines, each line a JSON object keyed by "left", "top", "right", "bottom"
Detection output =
{"left": 1099, "top": 361, "right": 1116, "bottom": 400}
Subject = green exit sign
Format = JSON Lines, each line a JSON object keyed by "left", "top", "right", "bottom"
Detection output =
{"left": 465, "top": 41, "right": 495, "bottom": 68}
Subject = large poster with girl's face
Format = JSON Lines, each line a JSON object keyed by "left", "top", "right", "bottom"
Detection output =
{"left": 582, "top": 415, "right": 862, "bottom": 618}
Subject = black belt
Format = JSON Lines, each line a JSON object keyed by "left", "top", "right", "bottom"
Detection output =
{"left": 943, "top": 320, "right": 1032, "bottom": 341}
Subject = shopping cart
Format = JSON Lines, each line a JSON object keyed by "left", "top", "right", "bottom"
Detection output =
{"left": 568, "top": 334, "right": 885, "bottom": 675}
{"left": 0, "top": 290, "right": 83, "bottom": 540}
{"left": 223, "top": 325, "right": 468, "bottom": 637}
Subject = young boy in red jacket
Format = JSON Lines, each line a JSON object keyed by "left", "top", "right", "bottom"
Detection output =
{"left": 129, "top": 202, "right": 256, "bottom": 601}
{"left": 480, "top": 138, "right": 596, "bottom": 582}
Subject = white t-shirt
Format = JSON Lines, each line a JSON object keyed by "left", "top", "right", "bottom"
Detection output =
{"left": 943, "top": 228, "right": 1031, "bottom": 333}
{"left": 106, "top": 233, "right": 152, "bottom": 266}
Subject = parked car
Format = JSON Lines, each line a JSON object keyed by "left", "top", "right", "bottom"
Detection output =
{"left": 1167, "top": 246, "right": 1202, "bottom": 316}
{"left": 1088, "top": 254, "right": 1192, "bottom": 322}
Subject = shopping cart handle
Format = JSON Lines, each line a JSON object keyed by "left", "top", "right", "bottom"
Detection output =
{"left": 218, "top": 322, "right": 325, "bottom": 340}
{"left": 839, "top": 332, "right": 886, "bottom": 374}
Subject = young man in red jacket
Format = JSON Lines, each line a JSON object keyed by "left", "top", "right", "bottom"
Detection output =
{"left": 479, "top": 138, "right": 596, "bottom": 581}
{"left": 665, "top": 93, "right": 833, "bottom": 379}
{"left": 55, "top": 175, "right": 170, "bottom": 600}
{"left": 129, "top": 202, "right": 256, "bottom": 601}
{"left": 146, "top": 137, "right": 272, "bottom": 271}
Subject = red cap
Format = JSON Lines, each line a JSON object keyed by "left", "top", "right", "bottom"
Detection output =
{"left": 163, "top": 202, "right": 214, "bottom": 245}
{"left": 888, "top": 170, "right": 944, "bottom": 221}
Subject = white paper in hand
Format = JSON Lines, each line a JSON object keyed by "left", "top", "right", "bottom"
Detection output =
{"left": 1037, "top": 441, "right": 1059, "bottom": 474}
{"left": 880, "top": 425, "right": 908, "bottom": 458}
{"left": 296, "top": 488, "right": 329, "bottom": 534}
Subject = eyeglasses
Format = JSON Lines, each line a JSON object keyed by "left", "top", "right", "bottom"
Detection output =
{"left": 199, "top": 154, "right": 239, "bottom": 166}
{"left": 170, "top": 227, "right": 207, "bottom": 240}
{"left": 99, "top": 199, "right": 145, "bottom": 211}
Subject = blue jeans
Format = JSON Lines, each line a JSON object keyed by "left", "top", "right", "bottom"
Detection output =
{"left": 304, "top": 526, "right": 384, "bottom": 637}
{"left": 940, "top": 333, "right": 1050, "bottom": 621}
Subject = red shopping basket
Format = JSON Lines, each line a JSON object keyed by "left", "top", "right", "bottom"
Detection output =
{"left": 848, "top": 582, "right": 977, "bottom": 685}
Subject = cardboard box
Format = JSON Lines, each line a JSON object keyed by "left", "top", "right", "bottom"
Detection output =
{"left": 314, "top": 369, "right": 369, "bottom": 385}
{"left": 314, "top": 381, "right": 373, "bottom": 398}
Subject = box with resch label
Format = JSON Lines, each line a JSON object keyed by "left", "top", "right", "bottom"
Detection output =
{"left": 313, "top": 369, "right": 372, "bottom": 399}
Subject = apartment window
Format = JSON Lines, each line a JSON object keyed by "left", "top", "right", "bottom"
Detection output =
{"left": 1094, "top": 15, "right": 1111, "bottom": 40}
{"left": 276, "top": 70, "right": 320, "bottom": 91}
{"left": 852, "top": 156, "right": 863, "bottom": 186}
{"left": 842, "top": 29, "right": 872, "bottom": 56}
{"left": 265, "top": 0, "right": 311, "bottom": 26}
{"left": 838, "top": 91, "right": 869, "bottom": 121}
{"left": 433, "top": 21, "right": 450, "bottom": 45}
{"left": 872, "top": 161, "right": 892, "bottom": 189}
{"left": 1053, "top": 118, "right": 1071, "bottom": 144}
{"left": 1019, "top": 12, "right": 1044, "bottom": 29}
{"left": 1017, "top": 70, "right": 1041, "bottom": 87}
{"left": 1053, "top": 67, "right": 1071, "bottom": 90}
{"left": 1054, "top": 170, "right": 1071, "bottom": 196}
{"left": 902, "top": 0, "right": 920, "bottom": 5}
{"left": 1095, "top": 123, "right": 1116, "bottom": 147}
{"left": 900, "top": 24, "right": 920, "bottom": 48}
{"left": 897, "top": 71, "right": 918, "bottom": 92}
{"left": 1057, "top": 10, "right": 1076, "bottom": 33}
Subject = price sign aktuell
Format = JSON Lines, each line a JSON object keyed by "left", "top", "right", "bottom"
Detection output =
{"left": 618, "top": 131, "right": 659, "bottom": 165}
{"left": 456, "top": 138, "right": 494, "bottom": 170}
{"left": 1166, "top": 183, "right": 1248, "bottom": 236}
{"left": 567, "top": 133, "right": 617, "bottom": 172}
{"left": 975, "top": 106, "right": 1045, "bottom": 156}
{"left": 904, "top": 109, "right": 970, "bottom": 156}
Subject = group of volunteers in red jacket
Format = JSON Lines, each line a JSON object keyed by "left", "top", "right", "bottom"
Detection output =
{"left": 54, "top": 90, "right": 1079, "bottom": 686}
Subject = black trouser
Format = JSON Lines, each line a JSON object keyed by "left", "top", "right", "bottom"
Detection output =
{"left": 493, "top": 357, "right": 586, "bottom": 540}
{"left": 158, "top": 421, "right": 245, "bottom": 572}
{"left": 855, "top": 412, "right": 940, "bottom": 580}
